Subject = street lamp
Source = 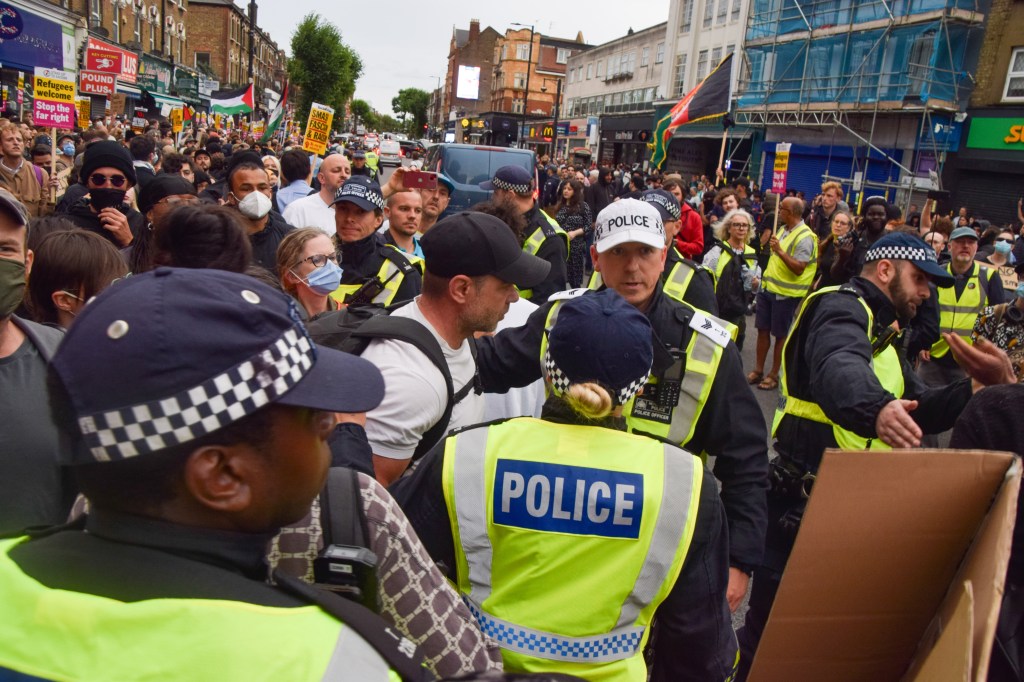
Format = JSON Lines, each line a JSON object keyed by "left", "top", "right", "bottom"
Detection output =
{"left": 541, "top": 78, "right": 563, "bottom": 161}
{"left": 511, "top": 22, "right": 535, "bottom": 149}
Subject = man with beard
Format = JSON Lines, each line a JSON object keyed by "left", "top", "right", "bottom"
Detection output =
{"left": 847, "top": 196, "right": 890, "bottom": 275}
{"left": 417, "top": 173, "right": 454, "bottom": 233}
{"left": 383, "top": 190, "right": 424, "bottom": 258}
{"left": 735, "top": 232, "right": 1016, "bottom": 680}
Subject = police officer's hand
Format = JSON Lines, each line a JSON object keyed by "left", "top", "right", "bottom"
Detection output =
{"left": 945, "top": 333, "right": 1015, "bottom": 388}
{"left": 875, "top": 399, "right": 921, "bottom": 448}
{"left": 727, "top": 567, "right": 750, "bottom": 613}
{"left": 98, "top": 207, "right": 132, "bottom": 247}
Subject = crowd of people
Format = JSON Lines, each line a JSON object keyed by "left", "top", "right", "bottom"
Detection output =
{"left": 0, "top": 115, "right": 1022, "bottom": 681}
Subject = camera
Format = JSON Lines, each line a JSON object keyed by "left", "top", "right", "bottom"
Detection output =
{"left": 313, "top": 544, "right": 379, "bottom": 611}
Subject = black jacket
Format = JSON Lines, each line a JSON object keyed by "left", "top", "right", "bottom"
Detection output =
{"left": 391, "top": 411, "right": 739, "bottom": 682}
{"left": 337, "top": 232, "right": 421, "bottom": 305}
{"left": 475, "top": 288, "right": 769, "bottom": 573}
{"left": 248, "top": 210, "right": 294, "bottom": 272}
{"left": 58, "top": 198, "right": 146, "bottom": 249}
{"left": 522, "top": 205, "right": 568, "bottom": 303}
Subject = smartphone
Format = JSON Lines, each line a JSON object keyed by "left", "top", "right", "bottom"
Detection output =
{"left": 404, "top": 170, "right": 437, "bottom": 190}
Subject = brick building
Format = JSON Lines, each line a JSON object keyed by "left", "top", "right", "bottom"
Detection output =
{"left": 66, "top": 0, "right": 189, "bottom": 64}
{"left": 442, "top": 19, "right": 501, "bottom": 140}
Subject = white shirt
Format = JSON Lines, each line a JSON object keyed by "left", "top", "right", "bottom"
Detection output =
{"left": 362, "top": 299, "right": 484, "bottom": 461}
{"left": 282, "top": 192, "right": 335, "bottom": 235}
{"left": 483, "top": 298, "right": 545, "bottom": 421}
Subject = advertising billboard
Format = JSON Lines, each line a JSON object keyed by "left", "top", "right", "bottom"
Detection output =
{"left": 456, "top": 65, "right": 480, "bottom": 100}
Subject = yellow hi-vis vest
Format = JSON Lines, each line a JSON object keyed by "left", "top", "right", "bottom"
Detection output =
{"left": 519, "top": 213, "right": 569, "bottom": 300}
{"left": 441, "top": 418, "right": 702, "bottom": 681}
{"left": 930, "top": 262, "right": 993, "bottom": 358}
{"left": 713, "top": 243, "right": 757, "bottom": 284}
{"left": 762, "top": 222, "right": 817, "bottom": 299}
{"left": 772, "top": 286, "right": 905, "bottom": 450}
{"left": 330, "top": 247, "right": 424, "bottom": 306}
{"left": 0, "top": 537, "right": 401, "bottom": 682}
{"left": 540, "top": 292, "right": 727, "bottom": 454}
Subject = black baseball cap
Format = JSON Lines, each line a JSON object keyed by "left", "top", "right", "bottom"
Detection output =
{"left": 50, "top": 268, "right": 385, "bottom": 464}
{"left": 480, "top": 165, "right": 534, "bottom": 195}
{"left": 331, "top": 176, "right": 385, "bottom": 211}
{"left": 641, "top": 189, "right": 681, "bottom": 222}
{"left": 420, "top": 211, "right": 550, "bottom": 288}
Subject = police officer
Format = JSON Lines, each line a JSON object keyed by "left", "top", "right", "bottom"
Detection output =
{"left": 332, "top": 176, "right": 422, "bottom": 306}
{"left": 475, "top": 198, "right": 769, "bottom": 616}
{"left": 0, "top": 268, "right": 428, "bottom": 681}
{"left": 350, "top": 150, "right": 380, "bottom": 183}
{"left": 394, "top": 288, "right": 738, "bottom": 681}
{"left": 738, "top": 232, "right": 1016, "bottom": 679}
{"left": 483, "top": 165, "right": 568, "bottom": 302}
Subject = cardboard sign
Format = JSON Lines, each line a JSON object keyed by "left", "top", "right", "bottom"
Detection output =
{"left": 302, "top": 102, "right": 334, "bottom": 155}
{"left": 749, "top": 449, "right": 1019, "bottom": 682}
{"left": 170, "top": 107, "right": 183, "bottom": 133}
{"left": 131, "top": 110, "right": 147, "bottom": 133}
{"left": 109, "top": 93, "right": 126, "bottom": 117}
{"left": 772, "top": 142, "right": 791, "bottom": 194}
{"left": 79, "top": 70, "right": 116, "bottom": 96}
{"left": 33, "top": 67, "right": 76, "bottom": 104}
{"left": 77, "top": 98, "right": 91, "bottom": 129}
{"left": 978, "top": 262, "right": 1019, "bottom": 292}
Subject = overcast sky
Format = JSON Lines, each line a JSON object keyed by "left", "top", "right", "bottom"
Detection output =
{"left": 258, "top": 1, "right": 672, "bottom": 113}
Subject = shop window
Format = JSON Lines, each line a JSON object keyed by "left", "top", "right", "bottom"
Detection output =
{"left": 1003, "top": 47, "right": 1024, "bottom": 102}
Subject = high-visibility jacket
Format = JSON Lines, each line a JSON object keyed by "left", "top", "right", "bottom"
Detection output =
{"left": 713, "top": 243, "right": 757, "bottom": 283}
{"left": 441, "top": 418, "right": 702, "bottom": 681}
{"left": 0, "top": 536, "right": 401, "bottom": 681}
{"left": 331, "top": 247, "right": 423, "bottom": 306}
{"left": 762, "top": 222, "right": 817, "bottom": 299}
{"left": 930, "top": 262, "right": 994, "bottom": 358}
{"left": 540, "top": 292, "right": 727, "bottom": 454}
{"left": 773, "top": 286, "right": 904, "bottom": 450}
{"left": 519, "top": 213, "right": 569, "bottom": 300}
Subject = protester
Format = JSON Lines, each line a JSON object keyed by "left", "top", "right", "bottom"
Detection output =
{"left": 383, "top": 191, "right": 425, "bottom": 258}
{"left": 223, "top": 158, "right": 294, "bottom": 271}
{"left": 276, "top": 149, "right": 314, "bottom": 213}
{"left": 150, "top": 204, "right": 252, "bottom": 272}
{"left": 703, "top": 208, "right": 760, "bottom": 348}
{"left": 553, "top": 178, "right": 592, "bottom": 288}
{"left": 57, "top": 141, "right": 145, "bottom": 250}
{"left": 814, "top": 209, "right": 857, "bottom": 289}
{"left": 276, "top": 227, "right": 341, "bottom": 320}
{"left": 282, "top": 153, "right": 350, "bottom": 236}
{"left": 0, "top": 125, "right": 53, "bottom": 218}
{"left": 971, "top": 262, "right": 1024, "bottom": 382}
{"left": 417, "top": 173, "right": 454, "bottom": 233}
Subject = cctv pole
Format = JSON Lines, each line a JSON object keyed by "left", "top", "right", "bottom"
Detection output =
{"left": 248, "top": 1, "right": 257, "bottom": 127}
{"left": 551, "top": 78, "right": 561, "bottom": 162}
{"left": 512, "top": 23, "right": 535, "bottom": 150}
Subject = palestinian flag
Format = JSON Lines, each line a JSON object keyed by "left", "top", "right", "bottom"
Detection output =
{"left": 211, "top": 84, "right": 254, "bottom": 116}
{"left": 651, "top": 53, "right": 733, "bottom": 169}
{"left": 260, "top": 82, "right": 287, "bottom": 143}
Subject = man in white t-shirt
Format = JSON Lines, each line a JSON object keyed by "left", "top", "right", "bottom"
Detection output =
{"left": 361, "top": 211, "right": 551, "bottom": 485}
{"left": 282, "top": 153, "right": 350, "bottom": 235}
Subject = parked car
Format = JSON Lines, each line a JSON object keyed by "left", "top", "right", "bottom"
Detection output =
{"left": 378, "top": 139, "right": 403, "bottom": 166}
{"left": 421, "top": 143, "right": 538, "bottom": 218}
{"left": 398, "top": 139, "right": 426, "bottom": 160}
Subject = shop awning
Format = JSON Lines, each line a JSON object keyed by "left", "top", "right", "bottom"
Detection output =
{"left": 151, "top": 92, "right": 185, "bottom": 110}
{"left": 115, "top": 83, "right": 142, "bottom": 97}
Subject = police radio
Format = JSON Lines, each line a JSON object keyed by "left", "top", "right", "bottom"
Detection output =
{"left": 313, "top": 468, "right": 380, "bottom": 612}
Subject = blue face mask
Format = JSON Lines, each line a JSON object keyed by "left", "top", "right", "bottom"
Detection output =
{"left": 1016, "top": 282, "right": 1024, "bottom": 300}
{"left": 995, "top": 241, "right": 1013, "bottom": 255}
{"left": 298, "top": 260, "right": 342, "bottom": 296}
{"left": 62, "top": 143, "right": 75, "bottom": 156}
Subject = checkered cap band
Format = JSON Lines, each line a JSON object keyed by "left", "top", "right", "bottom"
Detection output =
{"left": 864, "top": 244, "right": 938, "bottom": 265}
{"left": 644, "top": 192, "right": 681, "bottom": 220}
{"left": 491, "top": 176, "right": 532, "bottom": 195}
{"left": 335, "top": 182, "right": 386, "bottom": 210}
{"left": 78, "top": 327, "right": 315, "bottom": 462}
{"left": 543, "top": 350, "right": 650, "bottom": 407}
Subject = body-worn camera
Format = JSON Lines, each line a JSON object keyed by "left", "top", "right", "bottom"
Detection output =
{"left": 313, "top": 544, "right": 379, "bottom": 612}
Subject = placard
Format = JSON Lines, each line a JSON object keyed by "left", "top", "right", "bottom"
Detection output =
{"left": 77, "top": 98, "right": 91, "bottom": 129}
{"left": 772, "top": 142, "right": 791, "bottom": 194}
{"left": 33, "top": 67, "right": 76, "bottom": 104}
{"left": 170, "top": 107, "right": 183, "bottom": 133}
{"left": 301, "top": 102, "right": 334, "bottom": 155}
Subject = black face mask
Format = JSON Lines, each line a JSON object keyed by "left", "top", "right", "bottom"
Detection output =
{"left": 89, "top": 188, "right": 127, "bottom": 211}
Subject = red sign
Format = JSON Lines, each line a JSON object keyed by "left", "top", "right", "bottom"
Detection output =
{"left": 85, "top": 37, "right": 138, "bottom": 84}
{"left": 85, "top": 49, "right": 121, "bottom": 75}
{"left": 79, "top": 70, "right": 116, "bottom": 96}
{"left": 33, "top": 100, "right": 76, "bottom": 130}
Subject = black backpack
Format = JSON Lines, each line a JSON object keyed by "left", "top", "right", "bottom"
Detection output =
{"left": 715, "top": 244, "right": 753, "bottom": 318}
{"left": 304, "top": 303, "right": 479, "bottom": 462}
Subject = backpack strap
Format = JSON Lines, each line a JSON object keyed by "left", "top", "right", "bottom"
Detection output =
{"left": 32, "top": 163, "right": 43, "bottom": 188}
{"left": 319, "top": 467, "right": 368, "bottom": 550}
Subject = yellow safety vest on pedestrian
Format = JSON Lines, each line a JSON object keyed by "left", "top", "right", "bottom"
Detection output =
{"left": 713, "top": 243, "right": 757, "bottom": 284}
{"left": 540, "top": 293, "right": 726, "bottom": 453}
{"left": 441, "top": 418, "right": 702, "bottom": 681}
{"left": 519, "top": 213, "right": 569, "bottom": 300}
{"left": 762, "top": 223, "right": 817, "bottom": 299}
{"left": 930, "top": 262, "right": 993, "bottom": 358}
{"left": 773, "top": 286, "right": 904, "bottom": 450}
{"left": 331, "top": 248, "right": 423, "bottom": 306}
{"left": 0, "top": 537, "right": 401, "bottom": 682}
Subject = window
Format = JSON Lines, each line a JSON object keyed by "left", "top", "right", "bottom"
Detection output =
{"left": 111, "top": 4, "right": 120, "bottom": 42}
{"left": 680, "top": 0, "right": 693, "bottom": 33}
{"left": 513, "top": 72, "right": 527, "bottom": 89}
{"left": 511, "top": 98, "right": 524, "bottom": 114}
{"left": 1003, "top": 47, "right": 1024, "bottom": 101}
{"left": 641, "top": 47, "right": 650, "bottom": 67}
{"left": 674, "top": 53, "right": 688, "bottom": 96}
{"left": 89, "top": 0, "right": 102, "bottom": 26}
{"left": 731, "top": 0, "right": 742, "bottom": 21}
{"left": 727, "top": 43, "right": 735, "bottom": 57}
{"left": 501, "top": 44, "right": 507, "bottom": 60}
{"left": 696, "top": 50, "right": 709, "bottom": 82}
{"left": 717, "top": 0, "right": 728, "bottom": 24}
{"left": 568, "top": 69, "right": 575, "bottom": 84}
{"left": 516, "top": 43, "right": 530, "bottom": 60}
{"left": 587, "top": 63, "right": 593, "bottom": 79}
{"left": 596, "top": 60, "right": 603, "bottom": 76}
{"left": 556, "top": 48, "right": 569, "bottom": 64}
{"left": 150, "top": 21, "right": 156, "bottom": 51}
{"left": 711, "top": 47, "right": 722, "bottom": 68}
{"left": 656, "top": 43, "right": 665, "bottom": 64}
{"left": 196, "top": 52, "right": 211, "bottom": 71}
{"left": 703, "top": 0, "right": 714, "bottom": 29}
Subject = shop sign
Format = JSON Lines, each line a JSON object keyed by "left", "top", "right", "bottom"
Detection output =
{"left": 965, "top": 117, "right": 1024, "bottom": 151}
{"left": 0, "top": 1, "right": 73, "bottom": 71}
{"left": 137, "top": 54, "right": 172, "bottom": 94}
{"left": 615, "top": 130, "right": 634, "bottom": 140}
{"left": 79, "top": 70, "right": 116, "bottom": 96}
{"left": 85, "top": 37, "right": 138, "bottom": 84}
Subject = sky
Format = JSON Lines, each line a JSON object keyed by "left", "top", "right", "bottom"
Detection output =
{"left": 257, "top": 1, "right": 672, "bottom": 113}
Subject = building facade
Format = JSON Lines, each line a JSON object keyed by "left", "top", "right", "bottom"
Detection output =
{"left": 563, "top": 23, "right": 667, "bottom": 167}
{"left": 442, "top": 19, "right": 501, "bottom": 143}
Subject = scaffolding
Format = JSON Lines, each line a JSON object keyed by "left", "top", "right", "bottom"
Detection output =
{"left": 733, "top": 0, "right": 988, "bottom": 210}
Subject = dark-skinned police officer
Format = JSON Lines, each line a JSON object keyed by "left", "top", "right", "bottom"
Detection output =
{"left": 0, "top": 268, "right": 429, "bottom": 681}
{"left": 474, "top": 198, "right": 769, "bottom": 615}
{"left": 736, "top": 232, "right": 1017, "bottom": 679}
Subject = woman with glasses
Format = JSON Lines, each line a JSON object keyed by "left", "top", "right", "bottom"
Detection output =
{"left": 703, "top": 209, "right": 760, "bottom": 349}
{"left": 276, "top": 227, "right": 343, "bottom": 320}
{"left": 814, "top": 209, "right": 858, "bottom": 290}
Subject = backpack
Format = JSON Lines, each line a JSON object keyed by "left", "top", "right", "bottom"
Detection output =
{"left": 304, "top": 303, "right": 479, "bottom": 462}
{"left": 715, "top": 244, "right": 752, "bottom": 318}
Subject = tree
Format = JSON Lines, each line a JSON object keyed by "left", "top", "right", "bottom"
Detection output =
{"left": 391, "top": 88, "right": 430, "bottom": 135}
{"left": 350, "top": 99, "right": 371, "bottom": 130}
{"left": 288, "top": 14, "right": 362, "bottom": 123}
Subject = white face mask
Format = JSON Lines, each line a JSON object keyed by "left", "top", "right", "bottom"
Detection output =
{"left": 234, "top": 191, "right": 273, "bottom": 219}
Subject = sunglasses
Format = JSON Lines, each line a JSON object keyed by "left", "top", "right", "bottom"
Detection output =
{"left": 299, "top": 253, "right": 338, "bottom": 268}
{"left": 996, "top": 238, "right": 1014, "bottom": 244}
{"left": 90, "top": 173, "right": 127, "bottom": 188}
